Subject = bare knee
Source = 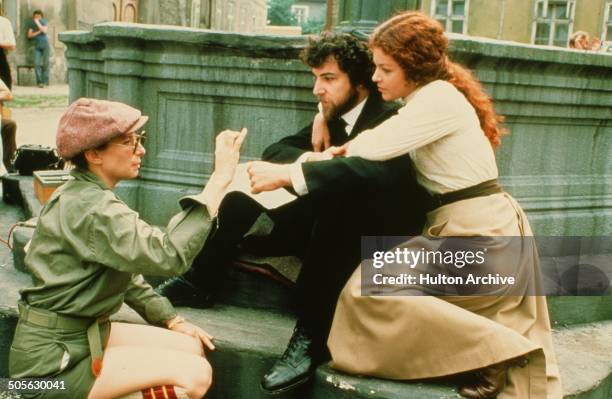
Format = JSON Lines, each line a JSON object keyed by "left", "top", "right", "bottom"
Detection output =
{"left": 183, "top": 358, "right": 212, "bottom": 399}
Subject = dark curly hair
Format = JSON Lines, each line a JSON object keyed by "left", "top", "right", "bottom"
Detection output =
{"left": 371, "top": 12, "right": 507, "bottom": 148}
{"left": 301, "top": 32, "right": 376, "bottom": 91}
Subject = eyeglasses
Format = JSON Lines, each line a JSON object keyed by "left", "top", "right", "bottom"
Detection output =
{"left": 110, "top": 131, "right": 146, "bottom": 154}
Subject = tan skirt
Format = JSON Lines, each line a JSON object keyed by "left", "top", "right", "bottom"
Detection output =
{"left": 327, "top": 193, "right": 562, "bottom": 399}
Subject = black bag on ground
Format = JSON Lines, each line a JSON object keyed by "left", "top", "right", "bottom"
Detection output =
{"left": 13, "top": 145, "right": 64, "bottom": 176}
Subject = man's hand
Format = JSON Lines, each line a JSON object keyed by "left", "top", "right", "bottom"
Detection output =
{"left": 311, "top": 111, "right": 331, "bottom": 152}
{"left": 247, "top": 161, "right": 291, "bottom": 193}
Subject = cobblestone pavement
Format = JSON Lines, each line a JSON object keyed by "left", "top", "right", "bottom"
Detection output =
{"left": 9, "top": 85, "right": 69, "bottom": 149}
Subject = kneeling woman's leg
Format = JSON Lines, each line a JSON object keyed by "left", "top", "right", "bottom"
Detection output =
{"left": 106, "top": 322, "right": 204, "bottom": 356}
{"left": 87, "top": 323, "right": 211, "bottom": 399}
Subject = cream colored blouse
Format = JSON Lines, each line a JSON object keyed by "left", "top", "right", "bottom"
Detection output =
{"left": 346, "top": 80, "right": 498, "bottom": 195}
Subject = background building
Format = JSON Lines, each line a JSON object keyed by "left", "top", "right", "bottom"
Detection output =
{"left": 292, "top": 0, "right": 326, "bottom": 25}
{"left": 417, "top": 0, "right": 611, "bottom": 48}
{"left": 140, "top": 0, "right": 267, "bottom": 33}
{"left": 4, "top": 0, "right": 610, "bottom": 86}
{"left": 1, "top": 0, "right": 268, "bottom": 86}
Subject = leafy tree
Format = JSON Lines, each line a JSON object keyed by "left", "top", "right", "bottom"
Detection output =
{"left": 301, "top": 19, "right": 325, "bottom": 34}
{"left": 267, "top": 0, "right": 297, "bottom": 26}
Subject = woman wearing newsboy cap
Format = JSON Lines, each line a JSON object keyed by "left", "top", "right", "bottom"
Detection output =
{"left": 9, "top": 98, "right": 247, "bottom": 399}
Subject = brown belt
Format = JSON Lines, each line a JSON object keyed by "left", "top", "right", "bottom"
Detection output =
{"left": 432, "top": 179, "right": 503, "bottom": 208}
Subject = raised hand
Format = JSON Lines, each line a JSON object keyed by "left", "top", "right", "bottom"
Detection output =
{"left": 212, "top": 128, "right": 248, "bottom": 185}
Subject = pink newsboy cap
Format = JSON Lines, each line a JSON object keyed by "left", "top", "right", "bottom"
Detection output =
{"left": 56, "top": 98, "right": 148, "bottom": 159}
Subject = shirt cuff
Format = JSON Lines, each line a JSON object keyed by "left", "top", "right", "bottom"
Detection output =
{"left": 289, "top": 162, "right": 309, "bottom": 196}
{"left": 179, "top": 190, "right": 209, "bottom": 210}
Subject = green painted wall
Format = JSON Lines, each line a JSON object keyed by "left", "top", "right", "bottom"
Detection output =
{"left": 60, "top": 23, "right": 612, "bottom": 236}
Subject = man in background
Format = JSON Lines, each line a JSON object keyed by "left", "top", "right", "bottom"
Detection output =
{"left": 26, "top": 9, "right": 49, "bottom": 88}
{"left": 0, "top": 77, "right": 16, "bottom": 173}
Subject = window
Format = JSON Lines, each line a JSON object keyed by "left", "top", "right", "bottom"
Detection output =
{"left": 291, "top": 5, "right": 309, "bottom": 25}
{"left": 604, "top": 1, "right": 612, "bottom": 45}
{"left": 430, "top": 0, "right": 469, "bottom": 34}
{"left": 532, "top": 0, "right": 575, "bottom": 46}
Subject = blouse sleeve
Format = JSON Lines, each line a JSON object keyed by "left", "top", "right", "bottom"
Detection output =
{"left": 347, "top": 81, "right": 467, "bottom": 161}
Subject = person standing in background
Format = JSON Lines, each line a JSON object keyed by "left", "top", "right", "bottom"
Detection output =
{"left": 26, "top": 9, "right": 49, "bottom": 88}
{"left": 0, "top": 8, "right": 15, "bottom": 90}
{"left": 0, "top": 77, "right": 16, "bottom": 173}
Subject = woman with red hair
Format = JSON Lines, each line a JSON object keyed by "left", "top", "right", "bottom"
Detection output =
{"left": 326, "top": 12, "right": 562, "bottom": 399}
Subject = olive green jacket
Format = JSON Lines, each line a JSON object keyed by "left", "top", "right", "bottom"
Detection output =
{"left": 20, "top": 168, "right": 214, "bottom": 326}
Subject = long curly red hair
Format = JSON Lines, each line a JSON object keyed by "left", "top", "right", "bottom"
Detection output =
{"left": 370, "top": 11, "right": 507, "bottom": 148}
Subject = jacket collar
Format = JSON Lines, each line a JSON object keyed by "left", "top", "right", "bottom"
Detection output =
{"left": 350, "top": 91, "right": 394, "bottom": 137}
{"left": 70, "top": 168, "right": 111, "bottom": 191}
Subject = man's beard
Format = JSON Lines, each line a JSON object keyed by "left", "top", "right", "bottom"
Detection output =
{"left": 323, "top": 86, "right": 360, "bottom": 121}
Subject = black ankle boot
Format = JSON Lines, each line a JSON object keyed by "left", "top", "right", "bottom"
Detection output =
{"left": 261, "top": 321, "right": 323, "bottom": 394}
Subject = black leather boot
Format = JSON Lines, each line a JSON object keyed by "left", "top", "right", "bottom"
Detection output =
{"left": 261, "top": 321, "right": 324, "bottom": 394}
